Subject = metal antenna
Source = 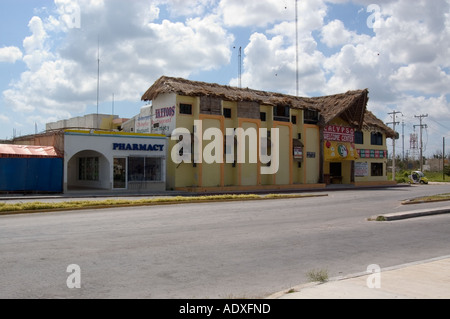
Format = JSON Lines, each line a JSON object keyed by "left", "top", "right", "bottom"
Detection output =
{"left": 238, "top": 46, "right": 242, "bottom": 88}
{"left": 96, "top": 37, "right": 100, "bottom": 129}
{"left": 295, "top": 0, "right": 299, "bottom": 96}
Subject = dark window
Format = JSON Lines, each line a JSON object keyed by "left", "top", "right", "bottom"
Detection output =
{"left": 355, "top": 131, "right": 364, "bottom": 144}
{"left": 304, "top": 109, "right": 319, "bottom": 124}
{"left": 371, "top": 132, "right": 383, "bottom": 146}
{"left": 291, "top": 115, "right": 297, "bottom": 124}
{"left": 273, "top": 106, "right": 290, "bottom": 122}
{"left": 223, "top": 108, "right": 232, "bottom": 118}
{"left": 371, "top": 163, "right": 384, "bottom": 176}
{"left": 128, "top": 157, "right": 162, "bottom": 182}
{"left": 79, "top": 157, "right": 99, "bottom": 181}
{"left": 260, "top": 112, "right": 267, "bottom": 122}
{"left": 180, "top": 103, "right": 192, "bottom": 115}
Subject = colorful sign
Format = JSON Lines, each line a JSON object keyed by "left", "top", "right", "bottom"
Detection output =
{"left": 325, "top": 141, "right": 358, "bottom": 161}
{"left": 324, "top": 125, "right": 355, "bottom": 143}
{"left": 358, "top": 149, "right": 388, "bottom": 159}
{"left": 152, "top": 105, "right": 176, "bottom": 136}
{"left": 293, "top": 147, "right": 303, "bottom": 160}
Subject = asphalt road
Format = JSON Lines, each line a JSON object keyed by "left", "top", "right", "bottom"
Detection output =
{"left": 1, "top": 185, "right": 449, "bottom": 299}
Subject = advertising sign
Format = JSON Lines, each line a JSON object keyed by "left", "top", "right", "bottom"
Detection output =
{"left": 324, "top": 141, "right": 358, "bottom": 161}
{"left": 135, "top": 106, "right": 152, "bottom": 134}
{"left": 355, "top": 162, "right": 369, "bottom": 177}
{"left": 152, "top": 105, "right": 176, "bottom": 136}
{"left": 324, "top": 125, "right": 355, "bottom": 143}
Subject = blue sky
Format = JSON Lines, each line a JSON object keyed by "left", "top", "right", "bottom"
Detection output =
{"left": 0, "top": 0, "right": 449, "bottom": 158}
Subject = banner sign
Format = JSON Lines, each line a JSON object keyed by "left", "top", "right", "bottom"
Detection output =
{"left": 325, "top": 141, "right": 358, "bottom": 161}
{"left": 324, "top": 125, "right": 355, "bottom": 143}
{"left": 358, "top": 149, "right": 387, "bottom": 159}
{"left": 355, "top": 162, "right": 369, "bottom": 177}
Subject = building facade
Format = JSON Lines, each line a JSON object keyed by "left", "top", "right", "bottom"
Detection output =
{"left": 137, "top": 76, "right": 396, "bottom": 192}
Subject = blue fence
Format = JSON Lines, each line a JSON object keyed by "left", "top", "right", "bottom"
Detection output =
{"left": 0, "top": 158, "right": 63, "bottom": 192}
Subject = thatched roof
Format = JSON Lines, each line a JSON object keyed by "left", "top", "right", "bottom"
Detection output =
{"left": 142, "top": 76, "right": 392, "bottom": 137}
{"left": 363, "top": 110, "right": 397, "bottom": 139}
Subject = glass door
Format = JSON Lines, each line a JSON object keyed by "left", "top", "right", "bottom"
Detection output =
{"left": 113, "top": 158, "right": 127, "bottom": 189}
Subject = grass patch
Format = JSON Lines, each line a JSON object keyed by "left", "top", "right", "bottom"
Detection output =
{"left": 306, "top": 269, "right": 329, "bottom": 283}
{"left": 0, "top": 193, "right": 325, "bottom": 215}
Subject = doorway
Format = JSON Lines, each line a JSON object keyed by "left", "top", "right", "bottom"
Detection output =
{"left": 330, "top": 162, "right": 343, "bottom": 184}
{"left": 113, "top": 158, "right": 127, "bottom": 189}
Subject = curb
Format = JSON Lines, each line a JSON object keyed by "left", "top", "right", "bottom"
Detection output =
{"left": 266, "top": 255, "right": 450, "bottom": 299}
{"left": 371, "top": 206, "right": 450, "bottom": 221}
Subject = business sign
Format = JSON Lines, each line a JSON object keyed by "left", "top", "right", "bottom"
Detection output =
{"left": 152, "top": 105, "right": 176, "bottom": 136}
{"left": 324, "top": 141, "right": 358, "bottom": 161}
{"left": 355, "top": 162, "right": 369, "bottom": 177}
{"left": 113, "top": 143, "right": 165, "bottom": 152}
{"left": 293, "top": 147, "right": 303, "bottom": 160}
{"left": 358, "top": 149, "right": 387, "bottom": 159}
{"left": 135, "top": 106, "right": 152, "bottom": 134}
{"left": 324, "top": 125, "right": 355, "bottom": 143}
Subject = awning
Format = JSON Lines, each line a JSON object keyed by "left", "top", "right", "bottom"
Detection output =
{"left": 324, "top": 141, "right": 358, "bottom": 161}
{"left": 293, "top": 139, "right": 304, "bottom": 148}
{"left": 0, "top": 144, "right": 61, "bottom": 158}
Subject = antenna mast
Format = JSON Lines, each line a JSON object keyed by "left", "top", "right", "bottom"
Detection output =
{"left": 295, "top": 0, "right": 299, "bottom": 96}
{"left": 96, "top": 37, "right": 100, "bottom": 129}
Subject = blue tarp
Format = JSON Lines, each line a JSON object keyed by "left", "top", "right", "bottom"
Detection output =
{"left": 0, "top": 158, "right": 63, "bottom": 192}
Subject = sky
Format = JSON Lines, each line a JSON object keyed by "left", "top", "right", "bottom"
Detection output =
{"left": 0, "top": 0, "right": 449, "bottom": 158}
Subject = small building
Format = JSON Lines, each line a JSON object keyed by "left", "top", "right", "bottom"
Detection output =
{"left": 63, "top": 130, "right": 168, "bottom": 193}
{"left": 0, "top": 144, "right": 63, "bottom": 193}
{"left": 4, "top": 129, "right": 168, "bottom": 194}
{"left": 138, "top": 76, "right": 396, "bottom": 192}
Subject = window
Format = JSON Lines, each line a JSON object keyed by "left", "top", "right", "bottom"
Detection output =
{"left": 180, "top": 103, "right": 192, "bottom": 115}
{"left": 260, "top": 112, "right": 267, "bottom": 122}
{"left": 355, "top": 131, "right": 364, "bottom": 144}
{"left": 371, "top": 132, "right": 383, "bottom": 146}
{"left": 79, "top": 157, "right": 99, "bottom": 181}
{"left": 291, "top": 115, "right": 297, "bottom": 124}
{"left": 223, "top": 108, "right": 232, "bottom": 118}
{"left": 128, "top": 157, "right": 162, "bottom": 182}
{"left": 304, "top": 109, "right": 319, "bottom": 124}
{"left": 273, "top": 106, "right": 290, "bottom": 122}
{"left": 371, "top": 163, "right": 384, "bottom": 176}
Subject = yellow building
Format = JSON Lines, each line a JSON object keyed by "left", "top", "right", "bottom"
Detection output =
{"left": 140, "top": 76, "right": 396, "bottom": 192}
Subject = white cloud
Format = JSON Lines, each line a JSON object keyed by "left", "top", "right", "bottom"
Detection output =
{"left": 0, "top": 114, "right": 9, "bottom": 122}
{"left": 3, "top": 0, "right": 234, "bottom": 123}
{"left": 0, "top": 47, "right": 23, "bottom": 63}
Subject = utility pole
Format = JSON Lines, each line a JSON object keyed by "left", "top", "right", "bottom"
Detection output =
{"left": 402, "top": 120, "right": 405, "bottom": 161}
{"left": 387, "top": 111, "right": 401, "bottom": 181}
{"left": 443, "top": 137, "right": 446, "bottom": 181}
{"left": 414, "top": 114, "right": 428, "bottom": 172}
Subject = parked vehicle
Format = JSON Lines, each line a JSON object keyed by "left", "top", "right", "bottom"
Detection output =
{"left": 408, "top": 171, "right": 429, "bottom": 184}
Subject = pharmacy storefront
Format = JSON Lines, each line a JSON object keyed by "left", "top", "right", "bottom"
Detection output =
{"left": 64, "top": 130, "right": 167, "bottom": 193}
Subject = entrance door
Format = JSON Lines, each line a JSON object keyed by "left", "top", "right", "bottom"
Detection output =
{"left": 330, "top": 162, "right": 342, "bottom": 184}
{"left": 113, "top": 158, "right": 127, "bottom": 189}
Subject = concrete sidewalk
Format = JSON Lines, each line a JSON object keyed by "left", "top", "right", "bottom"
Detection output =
{"left": 268, "top": 256, "right": 450, "bottom": 299}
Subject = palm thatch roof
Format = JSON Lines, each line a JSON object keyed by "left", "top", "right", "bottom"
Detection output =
{"left": 142, "top": 76, "right": 393, "bottom": 137}
{"left": 363, "top": 110, "right": 397, "bottom": 139}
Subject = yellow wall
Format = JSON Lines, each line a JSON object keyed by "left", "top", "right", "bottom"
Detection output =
{"left": 273, "top": 122, "right": 292, "bottom": 185}
{"left": 238, "top": 119, "right": 260, "bottom": 186}
{"left": 355, "top": 130, "right": 389, "bottom": 183}
{"left": 304, "top": 124, "right": 320, "bottom": 184}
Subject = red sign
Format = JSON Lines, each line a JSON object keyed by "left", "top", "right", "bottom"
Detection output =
{"left": 324, "top": 125, "right": 355, "bottom": 143}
